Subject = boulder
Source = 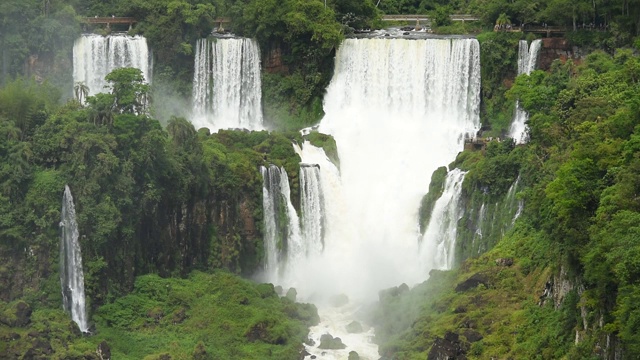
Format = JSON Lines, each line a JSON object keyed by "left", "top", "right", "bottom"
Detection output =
{"left": 97, "top": 341, "right": 111, "bottom": 360}
{"left": 348, "top": 351, "right": 360, "bottom": 360}
{"left": 455, "top": 273, "right": 489, "bottom": 292}
{"left": 495, "top": 258, "right": 514, "bottom": 267}
{"left": 286, "top": 288, "right": 297, "bottom": 302}
{"left": 427, "top": 331, "right": 467, "bottom": 360}
{"left": 318, "top": 333, "right": 347, "bottom": 350}
{"left": 462, "top": 329, "right": 483, "bottom": 343}
{"left": 346, "top": 321, "right": 364, "bottom": 333}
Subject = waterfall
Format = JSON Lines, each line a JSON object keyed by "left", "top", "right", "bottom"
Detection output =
{"left": 419, "top": 169, "right": 467, "bottom": 271}
{"left": 260, "top": 165, "right": 301, "bottom": 280}
{"left": 283, "top": 38, "right": 480, "bottom": 360}
{"left": 317, "top": 38, "right": 480, "bottom": 296}
{"left": 300, "top": 164, "right": 325, "bottom": 256}
{"left": 73, "top": 34, "right": 152, "bottom": 99}
{"left": 509, "top": 39, "right": 542, "bottom": 144}
{"left": 60, "top": 185, "right": 89, "bottom": 333}
{"left": 191, "top": 38, "right": 263, "bottom": 132}
{"left": 506, "top": 176, "right": 523, "bottom": 224}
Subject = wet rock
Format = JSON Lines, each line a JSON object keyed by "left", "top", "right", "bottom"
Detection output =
{"left": 318, "top": 333, "right": 346, "bottom": 349}
{"left": 462, "top": 329, "right": 483, "bottom": 343}
{"left": 427, "top": 331, "right": 467, "bottom": 360}
{"left": 286, "top": 288, "right": 297, "bottom": 302}
{"left": 346, "top": 321, "right": 364, "bottom": 333}
{"left": 495, "top": 258, "right": 514, "bottom": 267}
{"left": 305, "top": 337, "right": 316, "bottom": 346}
{"left": 454, "top": 306, "right": 467, "bottom": 314}
{"left": 24, "top": 339, "right": 54, "bottom": 358}
{"left": 97, "top": 341, "right": 111, "bottom": 360}
{"left": 348, "top": 351, "right": 360, "bottom": 360}
{"left": 455, "top": 273, "right": 489, "bottom": 292}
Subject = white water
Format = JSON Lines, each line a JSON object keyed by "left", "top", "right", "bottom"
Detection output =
{"left": 73, "top": 34, "right": 152, "bottom": 99}
{"left": 506, "top": 176, "right": 523, "bottom": 224}
{"left": 281, "top": 38, "right": 480, "bottom": 359}
{"left": 60, "top": 185, "right": 89, "bottom": 333}
{"left": 300, "top": 164, "right": 325, "bottom": 256}
{"left": 191, "top": 38, "right": 263, "bottom": 131}
{"left": 260, "top": 165, "right": 302, "bottom": 280}
{"left": 509, "top": 39, "right": 542, "bottom": 144}
{"left": 420, "top": 169, "right": 467, "bottom": 270}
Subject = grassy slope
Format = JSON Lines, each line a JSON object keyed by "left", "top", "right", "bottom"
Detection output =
{"left": 1, "top": 271, "right": 318, "bottom": 359}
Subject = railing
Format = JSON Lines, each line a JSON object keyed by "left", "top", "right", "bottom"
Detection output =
{"left": 84, "top": 17, "right": 137, "bottom": 25}
{"left": 381, "top": 14, "right": 479, "bottom": 22}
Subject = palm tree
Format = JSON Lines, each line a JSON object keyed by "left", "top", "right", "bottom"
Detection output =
{"left": 496, "top": 13, "right": 511, "bottom": 30}
{"left": 74, "top": 82, "right": 89, "bottom": 104}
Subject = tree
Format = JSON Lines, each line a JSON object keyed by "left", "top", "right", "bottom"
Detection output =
{"left": 104, "top": 67, "right": 150, "bottom": 114}
{"left": 74, "top": 82, "right": 89, "bottom": 103}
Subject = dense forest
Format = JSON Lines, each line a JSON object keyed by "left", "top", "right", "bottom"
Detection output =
{"left": 1, "top": 0, "right": 640, "bottom": 358}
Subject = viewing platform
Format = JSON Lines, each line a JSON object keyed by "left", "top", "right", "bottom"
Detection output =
{"left": 381, "top": 14, "right": 479, "bottom": 22}
{"left": 495, "top": 25, "right": 569, "bottom": 37}
{"left": 83, "top": 17, "right": 137, "bottom": 30}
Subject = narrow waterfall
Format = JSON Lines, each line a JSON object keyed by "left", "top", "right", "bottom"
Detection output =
{"left": 73, "top": 34, "right": 152, "bottom": 99}
{"left": 509, "top": 39, "right": 542, "bottom": 144}
{"left": 420, "top": 169, "right": 467, "bottom": 271}
{"left": 60, "top": 185, "right": 89, "bottom": 333}
{"left": 300, "top": 164, "right": 325, "bottom": 256}
{"left": 191, "top": 38, "right": 263, "bottom": 132}
{"left": 506, "top": 176, "right": 523, "bottom": 224}
{"left": 260, "top": 165, "right": 301, "bottom": 280}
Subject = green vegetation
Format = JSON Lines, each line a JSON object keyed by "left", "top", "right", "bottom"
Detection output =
{"left": 1, "top": 271, "right": 318, "bottom": 359}
{"left": 0, "top": 68, "right": 302, "bottom": 306}
{"left": 375, "top": 46, "right": 640, "bottom": 359}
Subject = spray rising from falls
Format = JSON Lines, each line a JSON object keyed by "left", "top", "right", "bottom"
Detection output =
{"left": 73, "top": 34, "right": 152, "bottom": 99}
{"left": 192, "top": 38, "right": 263, "bottom": 131}
{"left": 60, "top": 185, "right": 89, "bottom": 333}
{"left": 509, "top": 39, "right": 542, "bottom": 144}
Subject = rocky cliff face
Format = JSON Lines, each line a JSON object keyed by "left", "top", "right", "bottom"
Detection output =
{"left": 537, "top": 38, "right": 585, "bottom": 70}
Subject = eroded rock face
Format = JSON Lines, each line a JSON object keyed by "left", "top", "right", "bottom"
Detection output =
{"left": 427, "top": 331, "right": 468, "bottom": 360}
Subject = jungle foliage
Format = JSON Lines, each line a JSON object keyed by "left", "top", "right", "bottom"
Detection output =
{"left": 376, "top": 47, "right": 640, "bottom": 359}
{"left": 0, "top": 271, "right": 319, "bottom": 359}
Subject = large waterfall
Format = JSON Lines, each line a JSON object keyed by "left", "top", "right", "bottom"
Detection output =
{"left": 60, "top": 185, "right": 89, "bottom": 333}
{"left": 191, "top": 38, "right": 263, "bottom": 131}
{"left": 73, "top": 34, "right": 152, "bottom": 99}
{"left": 286, "top": 38, "right": 481, "bottom": 360}
{"left": 509, "top": 39, "right": 542, "bottom": 144}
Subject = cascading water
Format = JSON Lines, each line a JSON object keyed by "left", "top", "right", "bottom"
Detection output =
{"left": 191, "top": 38, "right": 263, "bottom": 131}
{"left": 73, "top": 34, "right": 152, "bottom": 99}
{"left": 60, "top": 185, "right": 89, "bottom": 333}
{"left": 506, "top": 176, "right": 523, "bottom": 224}
{"left": 260, "top": 165, "right": 302, "bottom": 280}
{"left": 419, "top": 169, "right": 467, "bottom": 270}
{"left": 509, "top": 39, "right": 542, "bottom": 144}
{"left": 284, "top": 38, "right": 480, "bottom": 359}
{"left": 300, "top": 164, "right": 325, "bottom": 256}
